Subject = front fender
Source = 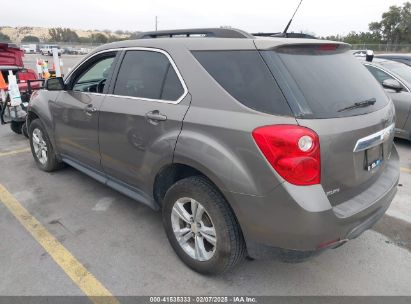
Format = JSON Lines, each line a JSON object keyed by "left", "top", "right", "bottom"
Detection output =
{"left": 28, "top": 90, "right": 60, "bottom": 152}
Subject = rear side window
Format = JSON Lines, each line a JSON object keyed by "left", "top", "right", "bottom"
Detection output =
{"left": 365, "top": 65, "right": 394, "bottom": 84}
{"left": 114, "top": 50, "right": 184, "bottom": 101}
{"left": 261, "top": 46, "right": 389, "bottom": 118}
{"left": 193, "top": 51, "right": 292, "bottom": 116}
{"left": 379, "top": 60, "right": 411, "bottom": 84}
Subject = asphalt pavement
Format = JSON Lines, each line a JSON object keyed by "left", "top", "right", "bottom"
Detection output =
{"left": 0, "top": 54, "right": 410, "bottom": 298}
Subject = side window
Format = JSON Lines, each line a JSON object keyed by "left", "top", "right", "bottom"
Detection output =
{"left": 193, "top": 50, "right": 292, "bottom": 116}
{"left": 72, "top": 56, "right": 115, "bottom": 93}
{"left": 365, "top": 65, "right": 394, "bottom": 84}
{"left": 113, "top": 50, "right": 184, "bottom": 101}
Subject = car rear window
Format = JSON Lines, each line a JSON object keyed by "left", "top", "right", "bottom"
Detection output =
{"left": 261, "top": 45, "right": 389, "bottom": 118}
{"left": 192, "top": 50, "right": 292, "bottom": 116}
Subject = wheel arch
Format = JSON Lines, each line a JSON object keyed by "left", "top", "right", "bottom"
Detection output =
{"left": 27, "top": 107, "right": 58, "bottom": 157}
{"left": 153, "top": 162, "right": 246, "bottom": 248}
{"left": 153, "top": 162, "right": 228, "bottom": 207}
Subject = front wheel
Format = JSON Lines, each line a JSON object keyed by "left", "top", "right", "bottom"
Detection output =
{"left": 162, "top": 176, "right": 246, "bottom": 274}
{"left": 29, "top": 119, "right": 64, "bottom": 172}
{"left": 22, "top": 122, "right": 29, "bottom": 138}
{"left": 10, "top": 121, "right": 23, "bottom": 134}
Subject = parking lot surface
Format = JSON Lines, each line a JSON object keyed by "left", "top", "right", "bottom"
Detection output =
{"left": 0, "top": 54, "right": 410, "bottom": 297}
{"left": 23, "top": 53, "right": 85, "bottom": 76}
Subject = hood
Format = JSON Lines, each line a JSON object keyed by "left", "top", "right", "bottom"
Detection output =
{"left": 0, "top": 43, "right": 24, "bottom": 67}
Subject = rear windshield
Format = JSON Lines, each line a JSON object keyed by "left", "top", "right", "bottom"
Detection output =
{"left": 192, "top": 50, "right": 292, "bottom": 116}
{"left": 261, "top": 46, "right": 389, "bottom": 118}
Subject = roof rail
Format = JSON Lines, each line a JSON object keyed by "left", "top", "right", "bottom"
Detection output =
{"left": 135, "top": 28, "right": 254, "bottom": 39}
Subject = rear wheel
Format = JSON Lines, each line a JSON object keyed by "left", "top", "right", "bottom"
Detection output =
{"left": 162, "top": 176, "right": 246, "bottom": 274}
{"left": 29, "top": 119, "right": 64, "bottom": 172}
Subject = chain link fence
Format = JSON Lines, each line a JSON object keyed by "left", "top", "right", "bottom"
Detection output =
{"left": 351, "top": 44, "right": 411, "bottom": 53}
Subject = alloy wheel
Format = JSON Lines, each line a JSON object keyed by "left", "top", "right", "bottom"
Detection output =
{"left": 171, "top": 197, "right": 217, "bottom": 261}
{"left": 32, "top": 128, "right": 48, "bottom": 165}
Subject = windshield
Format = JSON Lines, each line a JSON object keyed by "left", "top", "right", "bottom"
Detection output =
{"left": 261, "top": 46, "right": 389, "bottom": 119}
{"left": 379, "top": 61, "right": 411, "bottom": 84}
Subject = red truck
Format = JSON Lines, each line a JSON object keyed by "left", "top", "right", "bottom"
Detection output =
{"left": 0, "top": 43, "right": 42, "bottom": 136}
{"left": 0, "top": 43, "right": 39, "bottom": 92}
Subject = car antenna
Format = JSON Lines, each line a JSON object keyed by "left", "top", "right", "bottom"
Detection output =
{"left": 282, "top": 0, "right": 304, "bottom": 36}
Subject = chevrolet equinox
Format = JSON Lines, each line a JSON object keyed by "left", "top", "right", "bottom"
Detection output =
{"left": 27, "top": 28, "right": 400, "bottom": 274}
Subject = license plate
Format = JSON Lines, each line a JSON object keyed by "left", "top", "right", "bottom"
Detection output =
{"left": 364, "top": 144, "right": 383, "bottom": 171}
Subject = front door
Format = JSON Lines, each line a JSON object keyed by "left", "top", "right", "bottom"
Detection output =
{"left": 51, "top": 52, "right": 118, "bottom": 170}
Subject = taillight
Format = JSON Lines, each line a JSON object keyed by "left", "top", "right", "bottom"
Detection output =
{"left": 318, "top": 44, "right": 338, "bottom": 51}
{"left": 252, "top": 125, "right": 321, "bottom": 186}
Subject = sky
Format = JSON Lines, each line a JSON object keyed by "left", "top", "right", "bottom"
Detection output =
{"left": 2, "top": 0, "right": 408, "bottom": 36}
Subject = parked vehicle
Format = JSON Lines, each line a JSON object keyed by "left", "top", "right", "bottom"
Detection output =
{"left": 351, "top": 49, "right": 367, "bottom": 57}
{"left": 40, "top": 45, "right": 62, "bottom": 56}
{"left": 77, "top": 47, "right": 92, "bottom": 55}
{"left": 27, "top": 28, "right": 399, "bottom": 274}
{"left": 361, "top": 58, "right": 411, "bottom": 140}
{"left": 375, "top": 53, "right": 411, "bottom": 67}
{"left": 21, "top": 44, "right": 37, "bottom": 54}
{"left": 0, "top": 43, "right": 40, "bottom": 135}
{"left": 62, "top": 47, "right": 78, "bottom": 55}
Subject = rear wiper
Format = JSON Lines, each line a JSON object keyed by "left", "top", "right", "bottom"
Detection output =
{"left": 337, "top": 98, "right": 376, "bottom": 112}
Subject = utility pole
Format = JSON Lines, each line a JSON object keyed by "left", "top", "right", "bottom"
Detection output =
{"left": 155, "top": 16, "right": 158, "bottom": 31}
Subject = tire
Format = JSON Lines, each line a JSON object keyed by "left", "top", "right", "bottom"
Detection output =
{"left": 162, "top": 176, "right": 246, "bottom": 274}
{"left": 29, "top": 119, "right": 64, "bottom": 172}
{"left": 22, "top": 122, "right": 29, "bottom": 138}
{"left": 10, "top": 121, "right": 23, "bottom": 134}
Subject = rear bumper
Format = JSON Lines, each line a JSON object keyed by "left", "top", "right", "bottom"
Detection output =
{"left": 225, "top": 146, "right": 399, "bottom": 259}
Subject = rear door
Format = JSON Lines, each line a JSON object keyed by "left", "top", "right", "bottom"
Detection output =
{"left": 51, "top": 51, "right": 118, "bottom": 170}
{"left": 365, "top": 64, "right": 411, "bottom": 131}
{"left": 99, "top": 48, "right": 190, "bottom": 192}
{"left": 260, "top": 44, "right": 395, "bottom": 206}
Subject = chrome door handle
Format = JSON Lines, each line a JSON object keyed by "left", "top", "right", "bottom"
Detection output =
{"left": 145, "top": 110, "right": 167, "bottom": 122}
{"left": 84, "top": 104, "right": 97, "bottom": 114}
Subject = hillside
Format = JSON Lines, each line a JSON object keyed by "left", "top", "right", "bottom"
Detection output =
{"left": 0, "top": 26, "right": 128, "bottom": 42}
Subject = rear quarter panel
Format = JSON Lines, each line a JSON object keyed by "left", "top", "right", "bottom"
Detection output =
{"left": 169, "top": 44, "right": 298, "bottom": 196}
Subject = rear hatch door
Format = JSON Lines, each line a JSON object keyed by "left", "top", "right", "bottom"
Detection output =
{"left": 259, "top": 42, "right": 395, "bottom": 205}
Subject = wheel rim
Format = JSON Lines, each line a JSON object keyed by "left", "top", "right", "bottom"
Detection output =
{"left": 32, "top": 128, "right": 48, "bottom": 165}
{"left": 171, "top": 197, "right": 217, "bottom": 261}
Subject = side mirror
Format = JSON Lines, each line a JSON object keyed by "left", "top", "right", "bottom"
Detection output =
{"left": 382, "top": 79, "right": 403, "bottom": 92}
{"left": 45, "top": 77, "right": 65, "bottom": 91}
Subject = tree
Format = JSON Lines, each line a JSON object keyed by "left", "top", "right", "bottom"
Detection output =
{"left": 327, "top": 1, "right": 411, "bottom": 45}
{"left": 78, "top": 36, "right": 91, "bottom": 44}
{"left": 368, "top": 2, "right": 411, "bottom": 44}
{"left": 0, "top": 32, "right": 11, "bottom": 42}
{"left": 399, "top": 2, "right": 411, "bottom": 43}
{"left": 128, "top": 31, "right": 142, "bottom": 39}
{"left": 90, "top": 33, "right": 108, "bottom": 44}
{"left": 380, "top": 5, "right": 402, "bottom": 43}
{"left": 21, "top": 35, "right": 40, "bottom": 43}
{"left": 48, "top": 28, "right": 79, "bottom": 42}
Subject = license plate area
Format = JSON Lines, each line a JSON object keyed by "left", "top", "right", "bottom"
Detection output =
{"left": 364, "top": 144, "right": 383, "bottom": 171}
